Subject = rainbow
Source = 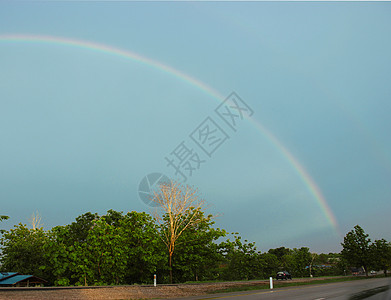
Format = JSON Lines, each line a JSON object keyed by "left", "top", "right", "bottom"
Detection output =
{"left": 0, "top": 33, "right": 340, "bottom": 235}
{"left": 251, "top": 121, "right": 339, "bottom": 233}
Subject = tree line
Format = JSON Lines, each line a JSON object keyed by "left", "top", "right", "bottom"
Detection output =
{"left": 1, "top": 210, "right": 349, "bottom": 286}
{"left": 0, "top": 182, "right": 390, "bottom": 286}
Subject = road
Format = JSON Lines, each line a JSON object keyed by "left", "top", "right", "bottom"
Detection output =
{"left": 171, "top": 278, "right": 391, "bottom": 300}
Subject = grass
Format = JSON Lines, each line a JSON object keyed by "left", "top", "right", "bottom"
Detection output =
{"left": 210, "top": 275, "right": 387, "bottom": 294}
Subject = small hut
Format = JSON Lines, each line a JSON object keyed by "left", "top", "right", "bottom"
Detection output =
{"left": 0, "top": 272, "right": 47, "bottom": 287}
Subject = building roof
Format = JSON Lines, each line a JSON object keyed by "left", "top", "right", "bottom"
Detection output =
{"left": 0, "top": 275, "right": 34, "bottom": 285}
{"left": 0, "top": 272, "right": 19, "bottom": 281}
{"left": 0, "top": 272, "right": 47, "bottom": 286}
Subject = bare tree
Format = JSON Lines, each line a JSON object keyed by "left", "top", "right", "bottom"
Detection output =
{"left": 151, "top": 180, "right": 207, "bottom": 283}
{"left": 29, "top": 211, "right": 43, "bottom": 230}
{"left": 309, "top": 252, "right": 317, "bottom": 277}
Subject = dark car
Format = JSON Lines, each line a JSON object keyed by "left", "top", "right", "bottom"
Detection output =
{"left": 276, "top": 271, "right": 292, "bottom": 280}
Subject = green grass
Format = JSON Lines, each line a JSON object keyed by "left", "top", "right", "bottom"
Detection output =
{"left": 210, "top": 275, "right": 387, "bottom": 294}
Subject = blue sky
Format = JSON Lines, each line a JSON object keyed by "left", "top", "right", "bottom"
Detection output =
{"left": 1, "top": 2, "right": 390, "bottom": 253}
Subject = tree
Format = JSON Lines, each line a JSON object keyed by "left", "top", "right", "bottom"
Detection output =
{"left": 120, "top": 211, "right": 164, "bottom": 284}
{"left": 284, "top": 247, "right": 312, "bottom": 277}
{"left": 42, "top": 210, "right": 164, "bottom": 286}
{"left": 67, "top": 212, "right": 99, "bottom": 244}
{"left": 79, "top": 218, "right": 129, "bottom": 285}
{"left": 268, "top": 246, "right": 292, "bottom": 271}
{"left": 309, "top": 253, "right": 344, "bottom": 277}
{"left": 29, "top": 211, "right": 43, "bottom": 230}
{"left": 0, "top": 223, "right": 49, "bottom": 280}
{"left": 259, "top": 253, "right": 280, "bottom": 278}
{"left": 171, "top": 211, "right": 226, "bottom": 282}
{"left": 42, "top": 225, "right": 73, "bottom": 286}
{"left": 0, "top": 215, "right": 9, "bottom": 234}
{"left": 268, "top": 247, "right": 291, "bottom": 260}
{"left": 219, "top": 234, "right": 262, "bottom": 281}
{"left": 151, "top": 180, "right": 208, "bottom": 283}
{"left": 370, "top": 239, "right": 391, "bottom": 277}
{"left": 341, "top": 225, "right": 372, "bottom": 276}
{"left": 308, "top": 252, "right": 318, "bottom": 277}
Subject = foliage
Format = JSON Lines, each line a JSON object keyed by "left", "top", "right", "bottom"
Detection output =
{"left": 258, "top": 253, "right": 280, "bottom": 278}
{"left": 42, "top": 210, "right": 163, "bottom": 286}
{"left": 0, "top": 215, "right": 9, "bottom": 234}
{"left": 286, "top": 247, "right": 312, "bottom": 277}
{"left": 218, "top": 234, "right": 262, "bottom": 281}
{"left": 120, "top": 211, "right": 164, "bottom": 284}
{"left": 170, "top": 211, "right": 226, "bottom": 282}
{"left": 1, "top": 212, "right": 388, "bottom": 286}
{"left": 341, "top": 225, "right": 373, "bottom": 276}
{"left": 0, "top": 223, "right": 50, "bottom": 280}
{"left": 370, "top": 239, "right": 391, "bottom": 277}
{"left": 41, "top": 225, "right": 73, "bottom": 286}
{"left": 0, "top": 216, "right": 9, "bottom": 221}
{"left": 268, "top": 247, "right": 291, "bottom": 261}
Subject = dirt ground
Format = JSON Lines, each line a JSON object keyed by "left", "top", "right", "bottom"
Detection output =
{"left": 0, "top": 277, "right": 343, "bottom": 300}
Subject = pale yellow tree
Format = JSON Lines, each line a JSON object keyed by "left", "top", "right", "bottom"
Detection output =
{"left": 29, "top": 211, "right": 43, "bottom": 230}
{"left": 309, "top": 252, "right": 317, "bottom": 277}
{"left": 151, "top": 180, "right": 207, "bottom": 283}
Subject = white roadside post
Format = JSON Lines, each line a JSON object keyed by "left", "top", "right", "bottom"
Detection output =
{"left": 269, "top": 277, "right": 273, "bottom": 290}
{"left": 154, "top": 274, "right": 157, "bottom": 287}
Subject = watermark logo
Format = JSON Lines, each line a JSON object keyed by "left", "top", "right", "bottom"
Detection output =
{"left": 165, "top": 141, "right": 206, "bottom": 182}
{"left": 215, "top": 92, "right": 254, "bottom": 131}
{"left": 138, "top": 172, "right": 170, "bottom": 207}
{"left": 138, "top": 92, "right": 254, "bottom": 206}
{"left": 189, "top": 117, "right": 229, "bottom": 157}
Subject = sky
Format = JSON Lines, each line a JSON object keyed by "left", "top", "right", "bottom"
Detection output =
{"left": 1, "top": 1, "right": 390, "bottom": 253}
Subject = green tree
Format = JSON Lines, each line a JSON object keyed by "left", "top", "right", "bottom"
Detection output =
{"left": 309, "top": 253, "right": 345, "bottom": 277}
{"left": 335, "top": 254, "right": 349, "bottom": 276}
{"left": 371, "top": 239, "right": 391, "bottom": 277}
{"left": 341, "top": 225, "right": 372, "bottom": 276}
{"left": 67, "top": 212, "right": 99, "bottom": 244}
{"left": 268, "top": 247, "right": 291, "bottom": 261}
{"left": 41, "top": 225, "right": 73, "bottom": 286}
{"left": 120, "top": 211, "right": 164, "bottom": 284}
{"left": 43, "top": 210, "right": 164, "bottom": 286}
{"left": 84, "top": 218, "right": 129, "bottom": 285}
{"left": 170, "top": 211, "right": 226, "bottom": 282}
{"left": 41, "top": 212, "right": 99, "bottom": 286}
{"left": 283, "top": 247, "right": 311, "bottom": 277}
{"left": 0, "top": 215, "right": 9, "bottom": 234}
{"left": 268, "top": 247, "right": 292, "bottom": 271}
{"left": 0, "top": 223, "right": 49, "bottom": 280}
{"left": 42, "top": 213, "right": 100, "bottom": 286}
{"left": 259, "top": 253, "right": 280, "bottom": 278}
{"left": 219, "top": 234, "right": 262, "bottom": 281}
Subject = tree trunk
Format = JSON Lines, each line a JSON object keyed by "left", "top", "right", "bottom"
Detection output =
{"left": 169, "top": 252, "right": 173, "bottom": 284}
{"left": 363, "top": 266, "right": 368, "bottom": 277}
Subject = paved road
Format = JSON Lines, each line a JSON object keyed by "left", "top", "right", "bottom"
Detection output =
{"left": 171, "top": 278, "right": 391, "bottom": 300}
